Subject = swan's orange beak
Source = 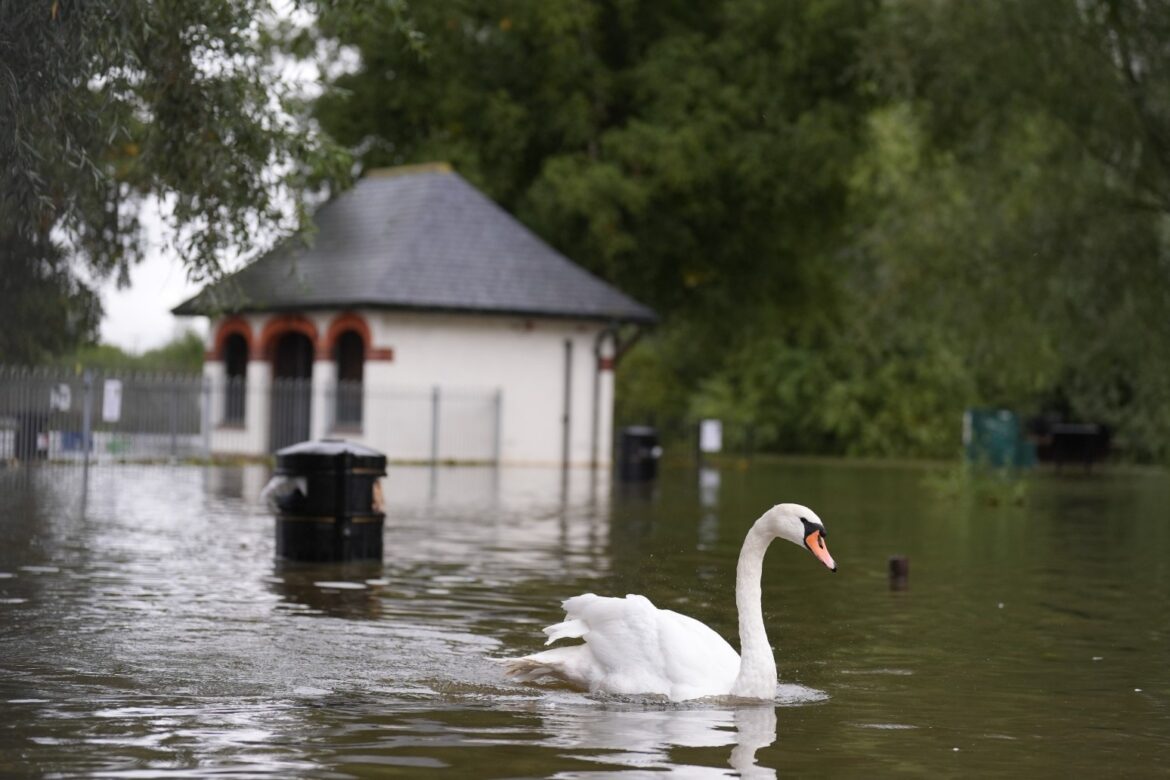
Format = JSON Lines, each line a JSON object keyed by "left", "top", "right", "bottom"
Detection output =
{"left": 805, "top": 530, "right": 837, "bottom": 572}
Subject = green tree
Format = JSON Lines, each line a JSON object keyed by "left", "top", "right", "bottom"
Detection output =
{"left": 313, "top": 0, "right": 874, "bottom": 316}
{"left": 305, "top": 0, "right": 1170, "bottom": 461}
{"left": 56, "top": 332, "right": 205, "bottom": 374}
{"left": 854, "top": 0, "right": 1170, "bottom": 459}
{"left": 0, "top": 239, "right": 103, "bottom": 365}
{"left": 313, "top": 0, "right": 878, "bottom": 433}
{"left": 0, "top": 0, "right": 349, "bottom": 364}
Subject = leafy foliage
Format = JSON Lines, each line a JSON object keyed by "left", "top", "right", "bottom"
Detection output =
{"left": 854, "top": 0, "right": 1170, "bottom": 460}
{"left": 54, "top": 332, "right": 206, "bottom": 374}
{"left": 0, "top": 0, "right": 350, "bottom": 363}
{"left": 11, "top": 0, "right": 1170, "bottom": 461}
{"left": 313, "top": 0, "right": 873, "bottom": 318}
{"left": 304, "top": 0, "right": 1170, "bottom": 461}
{"left": 0, "top": 239, "right": 102, "bottom": 365}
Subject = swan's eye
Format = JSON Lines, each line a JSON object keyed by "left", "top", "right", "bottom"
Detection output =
{"left": 799, "top": 517, "right": 826, "bottom": 545}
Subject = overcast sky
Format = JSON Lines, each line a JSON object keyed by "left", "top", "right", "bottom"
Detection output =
{"left": 98, "top": 246, "right": 208, "bottom": 353}
{"left": 95, "top": 194, "right": 219, "bottom": 353}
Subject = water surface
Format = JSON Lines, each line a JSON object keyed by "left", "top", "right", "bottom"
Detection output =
{"left": 1, "top": 460, "right": 1168, "bottom": 776}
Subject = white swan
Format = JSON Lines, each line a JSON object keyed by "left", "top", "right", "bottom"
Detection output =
{"left": 502, "top": 503, "right": 836, "bottom": 701}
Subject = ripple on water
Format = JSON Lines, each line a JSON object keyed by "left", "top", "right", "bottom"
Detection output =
{"left": 312, "top": 581, "right": 367, "bottom": 590}
{"left": 528, "top": 682, "right": 828, "bottom": 708}
{"left": 775, "top": 682, "right": 829, "bottom": 705}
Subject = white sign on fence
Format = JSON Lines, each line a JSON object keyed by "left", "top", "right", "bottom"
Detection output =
{"left": 699, "top": 418, "right": 723, "bottom": 454}
{"left": 49, "top": 383, "right": 71, "bottom": 412}
{"left": 102, "top": 379, "right": 123, "bottom": 423}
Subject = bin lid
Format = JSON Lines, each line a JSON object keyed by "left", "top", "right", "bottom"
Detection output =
{"left": 274, "top": 439, "right": 387, "bottom": 473}
{"left": 620, "top": 425, "right": 658, "bottom": 437}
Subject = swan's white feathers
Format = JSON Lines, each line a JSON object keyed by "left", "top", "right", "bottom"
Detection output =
{"left": 499, "top": 646, "right": 597, "bottom": 684}
{"left": 504, "top": 592, "right": 740, "bottom": 701}
{"left": 542, "top": 617, "right": 587, "bottom": 645}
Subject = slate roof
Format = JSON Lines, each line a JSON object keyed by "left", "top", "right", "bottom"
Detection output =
{"left": 172, "top": 163, "right": 657, "bottom": 324}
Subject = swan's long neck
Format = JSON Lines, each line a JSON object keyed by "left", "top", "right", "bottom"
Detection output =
{"left": 730, "top": 519, "right": 777, "bottom": 699}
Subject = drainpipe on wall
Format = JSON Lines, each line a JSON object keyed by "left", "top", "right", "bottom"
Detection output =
{"left": 562, "top": 339, "right": 573, "bottom": 471}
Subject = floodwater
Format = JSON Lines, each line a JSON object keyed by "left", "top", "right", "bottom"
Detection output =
{"left": 1, "top": 459, "right": 1168, "bottom": 777}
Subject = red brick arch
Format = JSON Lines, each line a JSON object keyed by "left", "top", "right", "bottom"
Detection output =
{"left": 323, "top": 312, "right": 372, "bottom": 357}
{"left": 210, "top": 316, "right": 255, "bottom": 361}
{"left": 324, "top": 312, "right": 394, "bottom": 361}
{"left": 259, "top": 315, "right": 322, "bottom": 361}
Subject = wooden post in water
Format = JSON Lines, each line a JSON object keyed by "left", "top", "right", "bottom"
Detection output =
{"left": 889, "top": 555, "right": 909, "bottom": 590}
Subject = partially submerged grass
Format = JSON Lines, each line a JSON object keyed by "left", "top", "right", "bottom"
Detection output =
{"left": 924, "top": 459, "right": 1031, "bottom": 507}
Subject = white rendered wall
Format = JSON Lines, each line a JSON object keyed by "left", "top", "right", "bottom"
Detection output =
{"left": 363, "top": 311, "right": 612, "bottom": 466}
{"left": 200, "top": 309, "right": 619, "bottom": 466}
{"left": 207, "top": 358, "right": 271, "bottom": 454}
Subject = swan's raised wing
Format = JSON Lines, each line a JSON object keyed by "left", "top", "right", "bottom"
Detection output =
{"left": 554, "top": 593, "right": 740, "bottom": 700}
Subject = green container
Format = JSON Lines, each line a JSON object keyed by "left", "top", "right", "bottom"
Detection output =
{"left": 963, "top": 409, "right": 1036, "bottom": 469}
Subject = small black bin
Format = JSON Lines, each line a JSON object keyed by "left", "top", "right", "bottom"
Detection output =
{"left": 618, "top": 426, "right": 661, "bottom": 482}
{"left": 268, "top": 439, "right": 387, "bottom": 562}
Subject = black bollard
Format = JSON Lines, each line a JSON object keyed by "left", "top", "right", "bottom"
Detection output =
{"left": 888, "top": 555, "right": 909, "bottom": 591}
{"left": 266, "top": 439, "right": 387, "bottom": 562}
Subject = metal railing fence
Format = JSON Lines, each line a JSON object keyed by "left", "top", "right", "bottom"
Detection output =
{"left": 0, "top": 366, "right": 205, "bottom": 463}
{"left": 0, "top": 366, "right": 501, "bottom": 468}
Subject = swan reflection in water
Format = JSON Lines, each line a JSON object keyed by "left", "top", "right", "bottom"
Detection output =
{"left": 531, "top": 687, "right": 822, "bottom": 778}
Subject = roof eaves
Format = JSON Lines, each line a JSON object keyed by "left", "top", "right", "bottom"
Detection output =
{"left": 174, "top": 297, "right": 657, "bottom": 325}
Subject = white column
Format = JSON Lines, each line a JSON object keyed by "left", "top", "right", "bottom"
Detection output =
{"left": 203, "top": 361, "right": 226, "bottom": 429}
{"left": 597, "top": 338, "right": 616, "bottom": 467}
{"left": 311, "top": 359, "right": 334, "bottom": 440}
{"left": 246, "top": 359, "right": 271, "bottom": 454}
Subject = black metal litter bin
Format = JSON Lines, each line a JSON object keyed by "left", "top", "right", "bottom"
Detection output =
{"left": 618, "top": 426, "right": 662, "bottom": 482}
{"left": 266, "top": 439, "right": 387, "bottom": 562}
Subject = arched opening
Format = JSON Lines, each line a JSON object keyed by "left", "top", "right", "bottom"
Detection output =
{"left": 334, "top": 329, "right": 365, "bottom": 429}
{"left": 223, "top": 333, "right": 248, "bottom": 425}
{"left": 270, "top": 332, "right": 314, "bottom": 450}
